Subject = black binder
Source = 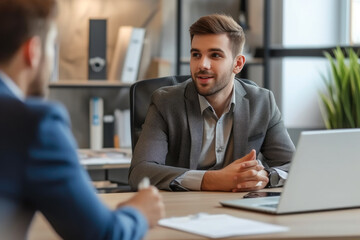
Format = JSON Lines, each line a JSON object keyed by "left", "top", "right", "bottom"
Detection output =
{"left": 88, "top": 19, "right": 107, "bottom": 80}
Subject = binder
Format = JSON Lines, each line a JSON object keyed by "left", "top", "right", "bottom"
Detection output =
{"left": 89, "top": 97, "right": 104, "bottom": 150}
{"left": 88, "top": 19, "right": 107, "bottom": 80}
{"left": 114, "top": 109, "right": 131, "bottom": 148}
{"left": 109, "top": 26, "right": 146, "bottom": 83}
{"left": 103, "top": 115, "right": 115, "bottom": 148}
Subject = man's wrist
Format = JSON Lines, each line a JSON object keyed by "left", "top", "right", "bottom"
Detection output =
{"left": 266, "top": 168, "right": 279, "bottom": 188}
{"left": 201, "top": 170, "right": 219, "bottom": 191}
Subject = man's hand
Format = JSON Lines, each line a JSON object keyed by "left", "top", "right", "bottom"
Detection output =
{"left": 117, "top": 186, "right": 165, "bottom": 228}
{"left": 201, "top": 149, "right": 269, "bottom": 191}
{"left": 231, "top": 169, "right": 268, "bottom": 192}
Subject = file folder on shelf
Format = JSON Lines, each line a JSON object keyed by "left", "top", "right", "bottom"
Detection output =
{"left": 109, "top": 26, "right": 146, "bottom": 83}
{"left": 89, "top": 97, "right": 104, "bottom": 150}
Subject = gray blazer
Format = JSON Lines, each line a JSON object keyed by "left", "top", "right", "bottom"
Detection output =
{"left": 129, "top": 78, "right": 295, "bottom": 191}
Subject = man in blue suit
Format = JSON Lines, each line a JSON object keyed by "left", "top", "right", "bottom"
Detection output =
{"left": 0, "top": 0, "right": 164, "bottom": 239}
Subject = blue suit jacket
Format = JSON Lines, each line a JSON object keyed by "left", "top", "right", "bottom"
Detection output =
{"left": 0, "top": 79, "right": 148, "bottom": 239}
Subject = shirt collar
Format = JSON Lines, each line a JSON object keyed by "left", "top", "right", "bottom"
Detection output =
{"left": 198, "top": 85, "right": 236, "bottom": 115}
{"left": 0, "top": 71, "right": 25, "bottom": 100}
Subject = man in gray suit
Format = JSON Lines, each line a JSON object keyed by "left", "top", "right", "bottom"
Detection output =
{"left": 129, "top": 14, "right": 295, "bottom": 192}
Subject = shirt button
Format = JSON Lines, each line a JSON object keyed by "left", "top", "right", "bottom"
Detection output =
{"left": 216, "top": 147, "right": 223, "bottom": 152}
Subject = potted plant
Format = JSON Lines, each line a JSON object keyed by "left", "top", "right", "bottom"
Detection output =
{"left": 319, "top": 47, "right": 360, "bottom": 129}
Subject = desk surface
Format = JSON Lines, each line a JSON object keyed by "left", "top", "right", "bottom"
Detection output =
{"left": 28, "top": 190, "right": 360, "bottom": 240}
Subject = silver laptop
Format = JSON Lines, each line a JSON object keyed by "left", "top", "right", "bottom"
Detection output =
{"left": 220, "top": 129, "right": 360, "bottom": 214}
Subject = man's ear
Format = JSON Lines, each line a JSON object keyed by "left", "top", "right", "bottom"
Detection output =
{"left": 23, "top": 36, "right": 42, "bottom": 69}
{"left": 233, "top": 54, "right": 246, "bottom": 74}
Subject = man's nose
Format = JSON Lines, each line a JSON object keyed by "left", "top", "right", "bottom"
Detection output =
{"left": 199, "top": 56, "right": 211, "bottom": 70}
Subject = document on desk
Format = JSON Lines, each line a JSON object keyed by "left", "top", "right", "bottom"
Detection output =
{"left": 158, "top": 213, "right": 288, "bottom": 239}
{"left": 78, "top": 149, "right": 131, "bottom": 165}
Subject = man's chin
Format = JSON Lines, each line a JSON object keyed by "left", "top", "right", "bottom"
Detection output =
{"left": 192, "top": 76, "right": 215, "bottom": 96}
{"left": 195, "top": 85, "right": 213, "bottom": 97}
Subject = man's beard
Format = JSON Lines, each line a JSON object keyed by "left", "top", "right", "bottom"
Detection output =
{"left": 192, "top": 68, "right": 233, "bottom": 97}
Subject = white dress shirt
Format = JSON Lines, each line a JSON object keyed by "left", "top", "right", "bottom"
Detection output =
{"left": 0, "top": 71, "right": 24, "bottom": 100}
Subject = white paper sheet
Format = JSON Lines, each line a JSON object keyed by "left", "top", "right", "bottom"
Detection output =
{"left": 80, "top": 157, "right": 130, "bottom": 165}
{"left": 78, "top": 149, "right": 131, "bottom": 166}
{"left": 158, "top": 213, "right": 288, "bottom": 239}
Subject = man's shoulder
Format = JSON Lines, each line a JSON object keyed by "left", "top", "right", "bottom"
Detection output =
{"left": 0, "top": 96, "right": 69, "bottom": 129}
{"left": 152, "top": 79, "right": 192, "bottom": 102}
{"left": 236, "top": 78, "right": 267, "bottom": 91}
{"left": 235, "top": 78, "right": 271, "bottom": 100}
{"left": 25, "top": 98, "right": 69, "bottom": 121}
{"left": 0, "top": 97, "right": 69, "bottom": 149}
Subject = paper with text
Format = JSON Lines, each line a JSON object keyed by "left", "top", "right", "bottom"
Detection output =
{"left": 158, "top": 213, "right": 288, "bottom": 239}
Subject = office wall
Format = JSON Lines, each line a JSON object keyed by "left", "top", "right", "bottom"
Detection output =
{"left": 159, "top": 0, "right": 176, "bottom": 75}
{"left": 281, "top": 0, "right": 349, "bottom": 128}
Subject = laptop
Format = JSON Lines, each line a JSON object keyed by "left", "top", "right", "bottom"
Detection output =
{"left": 220, "top": 129, "right": 360, "bottom": 214}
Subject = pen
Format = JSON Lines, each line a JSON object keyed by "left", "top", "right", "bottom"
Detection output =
{"left": 138, "top": 177, "right": 150, "bottom": 190}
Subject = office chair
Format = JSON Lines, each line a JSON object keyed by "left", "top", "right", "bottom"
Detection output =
{"left": 130, "top": 75, "right": 190, "bottom": 151}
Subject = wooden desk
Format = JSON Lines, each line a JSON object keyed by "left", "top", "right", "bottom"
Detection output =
{"left": 28, "top": 191, "right": 360, "bottom": 240}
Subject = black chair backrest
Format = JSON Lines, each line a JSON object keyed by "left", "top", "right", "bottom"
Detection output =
{"left": 130, "top": 75, "right": 190, "bottom": 151}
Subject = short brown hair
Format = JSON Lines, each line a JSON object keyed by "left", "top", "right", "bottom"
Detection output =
{"left": 0, "top": 0, "right": 58, "bottom": 63}
{"left": 189, "top": 14, "right": 245, "bottom": 57}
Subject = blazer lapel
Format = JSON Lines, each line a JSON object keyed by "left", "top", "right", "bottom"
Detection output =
{"left": 233, "top": 80, "right": 250, "bottom": 160}
{"left": 184, "top": 81, "right": 203, "bottom": 169}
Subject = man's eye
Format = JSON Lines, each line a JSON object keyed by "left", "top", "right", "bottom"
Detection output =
{"left": 191, "top": 53, "right": 201, "bottom": 58}
{"left": 211, "top": 53, "right": 221, "bottom": 58}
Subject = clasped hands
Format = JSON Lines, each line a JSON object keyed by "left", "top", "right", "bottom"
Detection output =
{"left": 201, "top": 149, "right": 269, "bottom": 192}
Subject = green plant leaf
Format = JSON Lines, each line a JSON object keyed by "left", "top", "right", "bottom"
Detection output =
{"left": 319, "top": 47, "right": 360, "bottom": 129}
{"left": 319, "top": 92, "right": 334, "bottom": 129}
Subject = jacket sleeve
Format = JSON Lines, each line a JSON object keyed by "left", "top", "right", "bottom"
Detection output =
{"left": 24, "top": 103, "right": 148, "bottom": 240}
{"left": 129, "top": 95, "right": 189, "bottom": 191}
{"left": 260, "top": 91, "right": 295, "bottom": 173}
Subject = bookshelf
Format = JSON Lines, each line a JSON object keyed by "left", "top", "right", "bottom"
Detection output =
{"left": 51, "top": 0, "right": 164, "bottom": 148}
{"left": 49, "top": 84, "right": 130, "bottom": 149}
